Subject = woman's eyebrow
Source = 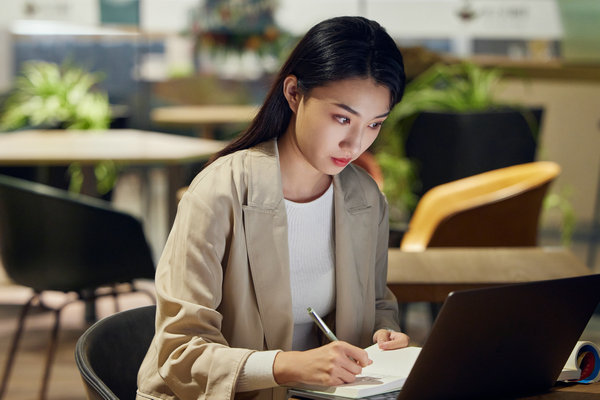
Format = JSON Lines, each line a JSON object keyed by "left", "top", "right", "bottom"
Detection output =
{"left": 334, "top": 103, "right": 390, "bottom": 119}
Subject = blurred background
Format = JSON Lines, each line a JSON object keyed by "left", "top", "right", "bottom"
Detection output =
{"left": 0, "top": 1, "right": 600, "bottom": 398}
{"left": 1, "top": 0, "right": 598, "bottom": 267}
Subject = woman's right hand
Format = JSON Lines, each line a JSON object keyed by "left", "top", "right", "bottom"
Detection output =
{"left": 272, "top": 341, "right": 372, "bottom": 386}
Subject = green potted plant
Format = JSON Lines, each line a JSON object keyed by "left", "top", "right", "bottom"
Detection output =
{"left": 188, "top": 0, "right": 293, "bottom": 79}
{"left": 0, "top": 60, "right": 118, "bottom": 196}
{"left": 373, "top": 61, "right": 567, "bottom": 244}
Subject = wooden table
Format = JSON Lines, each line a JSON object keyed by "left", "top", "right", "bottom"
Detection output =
{"left": 0, "top": 128, "right": 224, "bottom": 165}
{"left": 151, "top": 104, "right": 259, "bottom": 138}
{"left": 523, "top": 381, "right": 600, "bottom": 399}
{"left": 387, "top": 247, "right": 593, "bottom": 303}
{"left": 0, "top": 129, "right": 226, "bottom": 253}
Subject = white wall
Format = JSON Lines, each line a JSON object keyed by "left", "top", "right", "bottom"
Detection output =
{"left": 139, "top": 0, "right": 198, "bottom": 34}
{"left": 0, "top": 0, "right": 98, "bottom": 91}
{"left": 0, "top": 0, "right": 565, "bottom": 90}
{"left": 276, "top": 0, "right": 563, "bottom": 54}
{"left": 0, "top": 0, "right": 98, "bottom": 27}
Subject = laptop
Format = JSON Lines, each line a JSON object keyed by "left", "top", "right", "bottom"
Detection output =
{"left": 288, "top": 274, "right": 600, "bottom": 400}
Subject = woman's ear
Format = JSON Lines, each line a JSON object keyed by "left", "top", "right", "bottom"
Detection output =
{"left": 282, "top": 75, "right": 300, "bottom": 113}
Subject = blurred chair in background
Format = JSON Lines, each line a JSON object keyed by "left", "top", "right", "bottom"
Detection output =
{"left": 398, "top": 161, "right": 561, "bottom": 327}
{"left": 401, "top": 161, "right": 561, "bottom": 250}
{"left": 0, "top": 174, "right": 156, "bottom": 400}
{"left": 75, "top": 305, "right": 156, "bottom": 400}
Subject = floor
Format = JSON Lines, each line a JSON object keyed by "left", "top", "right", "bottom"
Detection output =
{"left": 1, "top": 172, "right": 599, "bottom": 400}
{"left": 0, "top": 273, "right": 155, "bottom": 400}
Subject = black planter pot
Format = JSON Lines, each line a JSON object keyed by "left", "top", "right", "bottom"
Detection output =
{"left": 405, "top": 107, "right": 543, "bottom": 198}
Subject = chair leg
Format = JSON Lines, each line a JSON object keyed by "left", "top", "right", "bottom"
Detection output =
{"left": 0, "top": 293, "right": 38, "bottom": 400}
{"left": 81, "top": 288, "right": 97, "bottom": 324}
{"left": 36, "top": 295, "right": 78, "bottom": 400}
{"left": 38, "top": 307, "right": 62, "bottom": 400}
{"left": 111, "top": 285, "right": 120, "bottom": 314}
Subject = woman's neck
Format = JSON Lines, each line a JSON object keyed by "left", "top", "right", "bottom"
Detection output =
{"left": 277, "top": 131, "right": 332, "bottom": 203}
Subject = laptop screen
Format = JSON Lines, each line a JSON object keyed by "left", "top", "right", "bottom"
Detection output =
{"left": 398, "top": 274, "right": 600, "bottom": 400}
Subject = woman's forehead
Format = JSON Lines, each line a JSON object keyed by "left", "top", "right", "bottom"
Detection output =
{"left": 307, "top": 78, "right": 391, "bottom": 115}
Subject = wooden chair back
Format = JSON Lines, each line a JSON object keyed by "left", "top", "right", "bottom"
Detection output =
{"left": 401, "top": 161, "right": 561, "bottom": 251}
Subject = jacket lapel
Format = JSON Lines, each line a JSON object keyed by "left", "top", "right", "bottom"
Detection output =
{"left": 243, "top": 141, "right": 293, "bottom": 351}
{"left": 333, "top": 168, "right": 374, "bottom": 347}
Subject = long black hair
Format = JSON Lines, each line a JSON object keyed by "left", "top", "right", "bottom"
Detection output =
{"left": 210, "top": 16, "right": 405, "bottom": 163}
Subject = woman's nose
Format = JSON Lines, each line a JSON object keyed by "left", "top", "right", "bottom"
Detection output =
{"left": 340, "top": 127, "right": 362, "bottom": 155}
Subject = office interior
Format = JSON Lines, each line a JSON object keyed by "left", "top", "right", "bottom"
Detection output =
{"left": 0, "top": 1, "right": 599, "bottom": 399}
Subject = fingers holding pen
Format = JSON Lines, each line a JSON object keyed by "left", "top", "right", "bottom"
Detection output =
{"left": 273, "top": 341, "right": 371, "bottom": 387}
{"left": 314, "top": 341, "right": 372, "bottom": 385}
{"left": 331, "top": 340, "right": 372, "bottom": 369}
{"left": 286, "top": 308, "right": 369, "bottom": 385}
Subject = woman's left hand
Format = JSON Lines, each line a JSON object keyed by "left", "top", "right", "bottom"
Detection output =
{"left": 372, "top": 329, "right": 410, "bottom": 350}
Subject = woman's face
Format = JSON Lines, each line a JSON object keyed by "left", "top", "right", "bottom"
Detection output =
{"left": 286, "top": 76, "right": 391, "bottom": 176}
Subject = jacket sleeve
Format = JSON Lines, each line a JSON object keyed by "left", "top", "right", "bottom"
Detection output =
{"left": 373, "top": 194, "right": 401, "bottom": 332}
{"left": 152, "top": 171, "right": 254, "bottom": 400}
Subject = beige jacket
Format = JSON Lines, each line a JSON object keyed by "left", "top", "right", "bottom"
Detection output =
{"left": 137, "top": 140, "right": 400, "bottom": 400}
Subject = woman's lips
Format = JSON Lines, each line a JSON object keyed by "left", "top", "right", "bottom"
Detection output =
{"left": 331, "top": 157, "right": 352, "bottom": 167}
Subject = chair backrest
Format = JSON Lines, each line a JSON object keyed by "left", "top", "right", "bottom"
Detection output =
{"left": 75, "top": 305, "right": 156, "bottom": 400}
{"left": 0, "top": 174, "right": 155, "bottom": 293}
{"left": 400, "top": 161, "right": 561, "bottom": 251}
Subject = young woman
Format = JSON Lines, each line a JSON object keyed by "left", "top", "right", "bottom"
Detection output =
{"left": 137, "top": 16, "right": 409, "bottom": 400}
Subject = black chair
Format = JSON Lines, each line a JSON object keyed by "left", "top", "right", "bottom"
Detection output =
{"left": 75, "top": 305, "right": 156, "bottom": 400}
{"left": 0, "top": 174, "right": 156, "bottom": 400}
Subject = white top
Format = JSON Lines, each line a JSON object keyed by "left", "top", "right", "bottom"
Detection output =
{"left": 236, "top": 184, "right": 336, "bottom": 392}
{"left": 285, "top": 183, "right": 336, "bottom": 351}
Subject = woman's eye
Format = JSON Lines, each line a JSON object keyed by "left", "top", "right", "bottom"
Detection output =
{"left": 369, "top": 121, "right": 383, "bottom": 129}
{"left": 335, "top": 115, "right": 350, "bottom": 124}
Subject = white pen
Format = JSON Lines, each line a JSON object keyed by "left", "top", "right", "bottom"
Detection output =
{"left": 307, "top": 307, "right": 338, "bottom": 342}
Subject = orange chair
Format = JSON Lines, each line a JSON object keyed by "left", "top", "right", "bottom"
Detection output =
{"left": 401, "top": 161, "right": 561, "bottom": 251}
{"left": 397, "top": 161, "right": 561, "bottom": 328}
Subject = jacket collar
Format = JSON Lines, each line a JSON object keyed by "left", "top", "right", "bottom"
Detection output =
{"left": 245, "top": 139, "right": 284, "bottom": 210}
{"left": 245, "top": 139, "right": 371, "bottom": 212}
